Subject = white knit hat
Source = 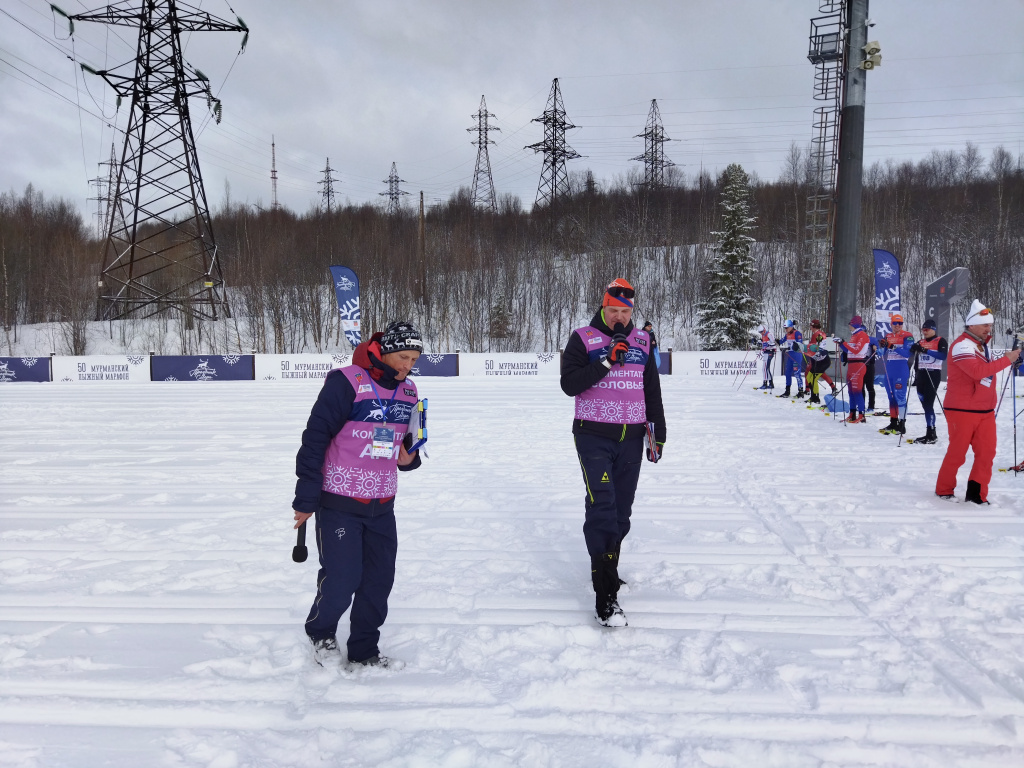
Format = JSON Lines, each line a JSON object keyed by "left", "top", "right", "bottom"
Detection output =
{"left": 965, "top": 299, "right": 994, "bottom": 326}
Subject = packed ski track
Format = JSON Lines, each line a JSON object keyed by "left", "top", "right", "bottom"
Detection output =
{"left": 2, "top": 375, "right": 1023, "bottom": 767}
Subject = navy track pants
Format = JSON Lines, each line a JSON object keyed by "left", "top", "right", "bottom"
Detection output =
{"left": 305, "top": 497, "right": 398, "bottom": 663}
{"left": 574, "top": 432, "right": 643, "bottom": 557}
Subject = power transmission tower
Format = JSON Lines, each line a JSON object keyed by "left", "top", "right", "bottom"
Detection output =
{"left": 526, "top": 78, "right": 581, "bottom": 207}
{"left": 631, "top": 99, "right": 674, "bottom": 189}
{"left": 319, "top": 157, "right": 339, "bottom": 214}
{"left": 68, "top": 1, "right": 248, "bottom": 321}
{"left": 467, "top": 95, "right": 499, "bottom": 212}
{"left": 270, "top": 135, "right": 280, "bottom": 211}
{"left": 379, "top": 162, "right": 410, "bottom": 215}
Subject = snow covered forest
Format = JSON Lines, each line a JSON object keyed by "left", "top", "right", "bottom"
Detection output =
{"left": 2, "top": 143, "right": 1022, "bottom": 356}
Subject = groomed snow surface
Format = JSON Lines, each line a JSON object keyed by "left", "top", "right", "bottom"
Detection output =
{"left": 2, "top": 376, "right": 1024, "bottom": 768}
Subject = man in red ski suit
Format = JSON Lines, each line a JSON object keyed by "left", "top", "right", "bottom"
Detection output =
{"left": 935, "top": 301, "right": 1021, "bottom": 504}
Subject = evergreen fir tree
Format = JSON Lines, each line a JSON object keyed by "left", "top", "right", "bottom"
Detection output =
{"left": 696, "top": 163, "right": 760, "bottom": 350}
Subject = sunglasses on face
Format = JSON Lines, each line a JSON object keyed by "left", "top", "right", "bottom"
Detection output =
{"left": 607, "top": 286, "right": 635, "bottom": 299}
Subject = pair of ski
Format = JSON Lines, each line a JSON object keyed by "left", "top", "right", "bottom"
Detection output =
{"left": 292, "top": 399, "right": 429, "bottom": 563}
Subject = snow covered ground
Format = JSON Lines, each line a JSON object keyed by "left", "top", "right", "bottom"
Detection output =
{"left": 2, "top": 376, "right": 1024, "bottom": 767}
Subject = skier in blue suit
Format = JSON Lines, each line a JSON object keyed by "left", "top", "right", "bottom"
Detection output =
{"left": 777, "top": 320, "right": 805, "bottom": 398}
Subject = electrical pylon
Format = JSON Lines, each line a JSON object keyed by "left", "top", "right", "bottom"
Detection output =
{"left": 380, "top": 162, "right": 410, "bottom": 215}
{"left": 631, "top": 99, "right": 674, "bottom": 189}
{"left": 67, "top": 1, "right": 248, "bottom": 321}
{"left": 467, "top": 95, "right": 499, "bottom": 212}
{"left": 270, "top": 135, "right": 280, "bottom": 210}
{"left": 525, "top": 78, "right": 581, "bottom": 207}
{"left": 319, "top": 158, "right": 339, "bottom": 214}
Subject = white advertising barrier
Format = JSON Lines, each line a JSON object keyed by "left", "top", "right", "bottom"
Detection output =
{"left": 51, "top": 355, "right": 152, "bottom": 383}
{"left": 459, "top": 352, "right": 560, "bottom": 377}
{"left": 672, "top": 351, "right": 762, "bottom": 383}
{"left": 255, "top": 353, "right": 347, "bottom": 381}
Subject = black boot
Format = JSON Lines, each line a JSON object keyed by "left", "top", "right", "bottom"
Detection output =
{"left": 896, "top": 419, "right": 906, "bottom": 435}
{"left": 777, "top": 388, "right": 791, "bottom": 398}
{"left": 880, "top": 417, "right": 899, "bottom": 434}
{"left": 614, "top": 540, "right": 627, "bottom": 587}
{"left": 591, "top": 552, "right": 627, "bottom": 627}
{"left": 795, "top": 389, "right": 806, "bottom": 399}
{"left": 912, "top": 426, "right": 937, "bottom": 444}
{"left": 964, "top": 480, "right": 989, "bottom": 505}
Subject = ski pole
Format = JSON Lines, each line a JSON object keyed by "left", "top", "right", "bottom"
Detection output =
{"left": 293, "top": 522, "right": 308, "bottom": 563}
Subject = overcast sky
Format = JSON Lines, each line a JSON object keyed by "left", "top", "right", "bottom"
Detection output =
{"left": 1, "top": 0, "right": 1022, "bottom": 230}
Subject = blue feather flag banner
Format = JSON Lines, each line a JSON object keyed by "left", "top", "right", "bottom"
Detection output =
{"left": 873, "top": 249, "right": 902, "bottom": 338}
{"left": 329, "top": 266, "right": 361, "bottom": 347}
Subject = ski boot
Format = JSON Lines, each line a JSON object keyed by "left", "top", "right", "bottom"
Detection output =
{"left": 808, "top": 393, "right": 820, "bottom": 405}
{"left": 879, "top": 417, "right": 900, "bottom": 435}
{"left": 844, "top": 411, "right": 864, "bottom": 424}
{"left": 777, "top": 388, "right": 791, "bottom": 398}
{"left": 911, "top": 427, "right": 937, "bottom": 444}
{"left": 795, "top": 389, "right": 806, "bottom": 399}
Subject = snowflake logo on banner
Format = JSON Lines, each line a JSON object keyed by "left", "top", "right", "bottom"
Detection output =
{"left": 221, "top": 355, "right": 240, "bottom": 365}
{"left": 536, "top": 353, "right": 556, "bottom": 363}
{"left": 876, "top": 287, "right": 901, "bottom": 312}
{"left": 21, "top": 358, "right": 37, "bottom": 367}
{"left": 331, "top": 353, "right": 350, "bottom": 366}
{"left": 164, "top": 376, "right": 179, "bottom": 381}
{"left": 61, "top": 376, "right": 73, "bottom": 382}
{"left": 876, "top": 261, "right": 897, "bottom": 281}
{"left": 263, "top": 375, "right": 277, "bottom": 381}
{"left": 127, "top": 356, "right": 146, "bottom": 365}
{"left": 336, "top": 277, "right": 356, "bottom": 292}
{"left": 337, "top": 298, "right": 361, "bottom": 346}
{"left": 188, "top": 359, "right": 217, "bottom": 381}
{"left": 422, "top": 353, "right": 443, "bottom": 364}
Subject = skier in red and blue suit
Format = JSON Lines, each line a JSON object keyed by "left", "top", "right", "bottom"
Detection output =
{"left": 878, "top": 313, "right": 915, "bottom": 435}
{"left": 777, "top": 320, "right": 804, "bottom": 398}
{"left": 835, "top": 316, "right": 873, "bottom": 423}
{"left": 561, "top": 277, "right": 666, "bottom": 628}
{"left": 292, "top": 321, "right": 424, "bottom": 668}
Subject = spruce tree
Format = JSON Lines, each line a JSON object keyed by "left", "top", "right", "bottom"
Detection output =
{"left": 696, "top": 163, "right": 760, "bottom": 350}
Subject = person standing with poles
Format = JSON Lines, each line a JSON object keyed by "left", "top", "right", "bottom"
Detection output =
{"left": 936, "top": 301, "right": 1021, "bottom": 504}
{"left": 834, "top": 316, "right": 873, "bottom": 424}
{"left": 909, "top": 318, "right": 947, "bottom": 444}
{"left": 561, "top": 278, "right": 667, "bottom": 628}
{"left": 805, "top": 319, "right": 836, "bottom": 396}
{"left": 755, "top": 323, "right": 776, "bottom": 390}
{"left": 778, "top": 320, "right": 805, "bottom": 399}
{"left": 878, "top": 314, "right": 915, "bottom": 435}
{"left": 292, "top": 321, "right": 424, "bottom": 667}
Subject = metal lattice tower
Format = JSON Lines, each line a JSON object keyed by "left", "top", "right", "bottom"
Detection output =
{"left": 467, "top": 95, "right": 500, "bottom": 212}
{"left": 804, "top": 0, "right": 847, "bottom": 326}
{"left": 319, "top": 157, "right": 339, "bottom": 214}
{"left": 68, "top": 1, "right": 248, "bottom": 321}
{"left": 270, "top": 135, "right": 280, "bottom": 210}
{"left": 630, "top": 99, "right": 675, "bottom": 189}
{"left": 526, "top": 78, "right": 582, "bottom": 207}
{"left": 380, "top": 162, "right": 410, "bottom": 215}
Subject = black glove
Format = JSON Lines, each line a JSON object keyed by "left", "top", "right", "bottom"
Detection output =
{"left": 910, "top": 342, "right": 921, "bottom": 354}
